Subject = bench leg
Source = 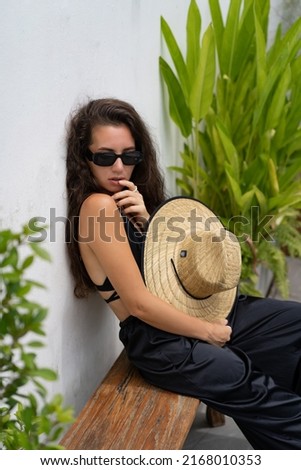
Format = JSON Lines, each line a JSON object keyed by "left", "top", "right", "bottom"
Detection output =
{"left": 206, "top": 406, "right": 225, "bottom": 427}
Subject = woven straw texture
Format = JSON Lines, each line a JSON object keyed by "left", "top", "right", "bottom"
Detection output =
{"left": 143, "top": 198, "right": 241, "bottom": 321}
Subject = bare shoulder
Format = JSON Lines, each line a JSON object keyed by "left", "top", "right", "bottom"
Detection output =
{"left": 79, "top": 193, "right": 124, "bottom": 243}
{"left": 80, "top": 193, "right": 118, "bottom": 217}
{"left": 79, "top": 193, "right": 120, "bottom": 223}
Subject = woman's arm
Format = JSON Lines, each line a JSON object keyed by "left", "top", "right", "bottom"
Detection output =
{"left": 79, "top": 194, "right": 231, "bottom": 346}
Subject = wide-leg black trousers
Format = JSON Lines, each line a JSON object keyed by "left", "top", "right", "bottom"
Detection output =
{"left": 119, "top": 295, "right": 301, "bottom": 449}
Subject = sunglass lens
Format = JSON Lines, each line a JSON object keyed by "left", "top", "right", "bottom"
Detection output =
{"left": 93, "top": 153, "right": 116, "bottom": 166}
{"left": 90, "top": 151, "right": 143, "bottom": 166}
{"left": 122, "top": 151, "right": 143, "bottom": 165}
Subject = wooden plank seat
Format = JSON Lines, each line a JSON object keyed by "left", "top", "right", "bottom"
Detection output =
{"left": 60, "top": 349, "right": 224, "bottom": 450}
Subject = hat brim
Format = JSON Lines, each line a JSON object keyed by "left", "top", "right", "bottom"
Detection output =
{"left": 142, "top": 197, "right": 239, "bottom": 321}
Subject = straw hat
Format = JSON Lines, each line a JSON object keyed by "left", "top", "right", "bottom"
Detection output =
{"left": 142, "top": 197, "right": 241, "bottom": 321}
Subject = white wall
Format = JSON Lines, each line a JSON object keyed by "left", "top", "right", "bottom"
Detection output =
{"left": 0, "top": 0, "right": 283, "bottom": 418}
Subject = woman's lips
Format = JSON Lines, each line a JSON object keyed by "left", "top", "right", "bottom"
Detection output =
{"left": 109, "top": 178, "right": 124, "bottom": 186}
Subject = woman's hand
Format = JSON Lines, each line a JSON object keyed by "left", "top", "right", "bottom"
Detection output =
{"left": 203, "top": 318, "right": 232, "bottom": 347}
{"left": 112, "top": 180, "right": 150, "bottom": 230}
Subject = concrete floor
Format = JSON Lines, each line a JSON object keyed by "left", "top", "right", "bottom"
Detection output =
{"left": 183, "top": 406, "right": 253, "bottom": 450}
{"left": 183, "top": 257, "right": 301, "bottom": 450}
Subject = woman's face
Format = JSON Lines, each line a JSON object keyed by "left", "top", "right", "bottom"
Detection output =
{"left": 88, "top": 124, "right": 136, "bottom": 194}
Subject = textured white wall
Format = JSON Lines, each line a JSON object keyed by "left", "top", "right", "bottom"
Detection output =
{"left": 0, "top": 0, "right": 283, "bottom": 417}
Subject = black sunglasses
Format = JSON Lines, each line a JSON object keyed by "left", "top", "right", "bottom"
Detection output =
{"left": 87, "top": 150, "right": 143, "bottom": 166}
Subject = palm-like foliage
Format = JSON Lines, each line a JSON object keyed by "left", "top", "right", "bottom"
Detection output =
{"left": 160, "top": 0, "right": 301, "bottom": 296}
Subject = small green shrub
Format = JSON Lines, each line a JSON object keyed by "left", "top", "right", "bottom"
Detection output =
{"left": 0, "top": 224, "right": 74, "bottom": 449}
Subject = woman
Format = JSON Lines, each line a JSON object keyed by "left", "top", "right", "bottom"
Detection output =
{"left": 66, "top": 97, "right": 301, "bottom": 449}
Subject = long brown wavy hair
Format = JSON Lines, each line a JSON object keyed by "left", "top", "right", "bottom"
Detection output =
{"left": 65, "top": 98, "right": 167, "bottom": 298}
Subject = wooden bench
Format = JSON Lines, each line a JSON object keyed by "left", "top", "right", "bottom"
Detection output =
{"left": 60, "top": 349, "right": 224, "bottom": 450}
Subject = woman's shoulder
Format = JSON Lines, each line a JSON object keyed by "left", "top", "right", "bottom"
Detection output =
{"left": 80, "top": 192, "right": 117, "bottom": 215}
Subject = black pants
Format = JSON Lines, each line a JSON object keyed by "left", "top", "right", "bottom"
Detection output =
{"left": 119, "top": 295, "right": 301, "bottom": 449}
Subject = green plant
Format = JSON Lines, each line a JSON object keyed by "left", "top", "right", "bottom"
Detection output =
{"left": 160, "top": 0, "right": 301, "bottom": 296}
{"left": 0, "top": 224, "right": 74, "bottom": 449}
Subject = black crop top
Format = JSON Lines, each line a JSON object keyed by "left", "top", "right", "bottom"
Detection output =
{"left": 94, "top": 216, "right": 145, "bottom": 304}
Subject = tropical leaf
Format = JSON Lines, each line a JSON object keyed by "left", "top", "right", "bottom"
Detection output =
{"left": 161, "top": 16, "right": 190, "bottom": 99}
{"left": 216, "top": 120, "right": 240, "bottom": 180}
{"left": 253, "top": 186, "right": 268, "bottom": 213}
{"left": 254, "top": 6, "right": 267, "bottom": 95}
{"left": 208, "top": 0, "right": 224, "bottom": 70}
{"left": 279, "top": 158, "right": 301, "bottom": 189}
{"left": 241, "top": 188, "right": 256, "bottom": 213}
{"left": 189, "top": 24, "right": 216, "bottom": 121}
{"left": 220, "top": 0, "right": 242, "bottom": 78}
{"left": 265, "top": 65, "right": 291, "bottom": 130}
{"left": 225, "top": 168, "right": 242, "bottom": 209}
{"left": 159, "top": 57, "right": 192, "bottom": 137}
{"left": 268, "top": 191, "right": 301, "bottom": 211}
{"left": 186, "top": 0, "right": 201, "bottom": 82}
{"left": 230, "top": 0, "right": 255, "bottom": 80}
{"left": 267, "top": 158, "right": 280, "bottom": 196}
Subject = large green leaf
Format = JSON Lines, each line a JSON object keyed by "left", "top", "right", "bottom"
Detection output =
{"left": 198, "top": 131, "right": 216, "bottom": 173}
{"left": 268, "top": 191, "right": 301, "bottom": 211}
{"left": 242, "top": 155, "right": 266, "bottom": 188}
{"left": 225, "top": 168, "right": 242, "bottom": 209}
{"left": 186, "top": 0, "right": 201, "bottom": 83}
{"left": 286, "top": 134, "right": 301, "bottom": 159}
{"left": 267, "top": 23, "right": 282, "bottom": 67}
{"left": 251, "top": 46, "right": 291, "bottom": 138}
{"left": 267, "top": 158, "right": 280, "bottom": 196}
{"left": 279, "top": 165, "right": 301, "bottom": 193}
{"left": 286, "top": 55, "right": 301, "bottom": 136}
{"left": 230, "top": 60, "right": 256, "bottom": 137}
{"left": 161, "top": 16, "right": 190, "bottom": 99}
{"left": 230, "top": 0, "right": 255, "bottom": 81}
{"left": 216, "top": 120, "right": 240, "bottom": 180}
{"left": 253, "top": 186, "right": 268, "bottom": 214}
{"left": 220, "top": 0, "right": 242, "bottom": 77}
{"left": 252, "top": 16, "right": 301, "bottom": 134}
{"left": 279, "top": 158, "right": 301, "bottom": 190}
{"left": 265, "top": 65, "right": 291, "bottom": 130}
{"left": 189, "top": 25, "right": 215, "bottom": 122}
{"left": 208, "top": 0, "right": 224, "bottom": 71}
{"left": 159, "top": 57, "right": 192, "bottom": 137}
{"left": 241, "top": 188, "right": 256, "bottom": 213}
{"left": 205, "top": 116, "right": 226, "bottom": 168}
{"left": 254, "top": 0, "right": 270, "bottom": 39}
{"left": 279, "top": 16, "right": 301, "bottom": 61}
{"left": 254, "top": 6, "right": 267, "bottom": 95}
